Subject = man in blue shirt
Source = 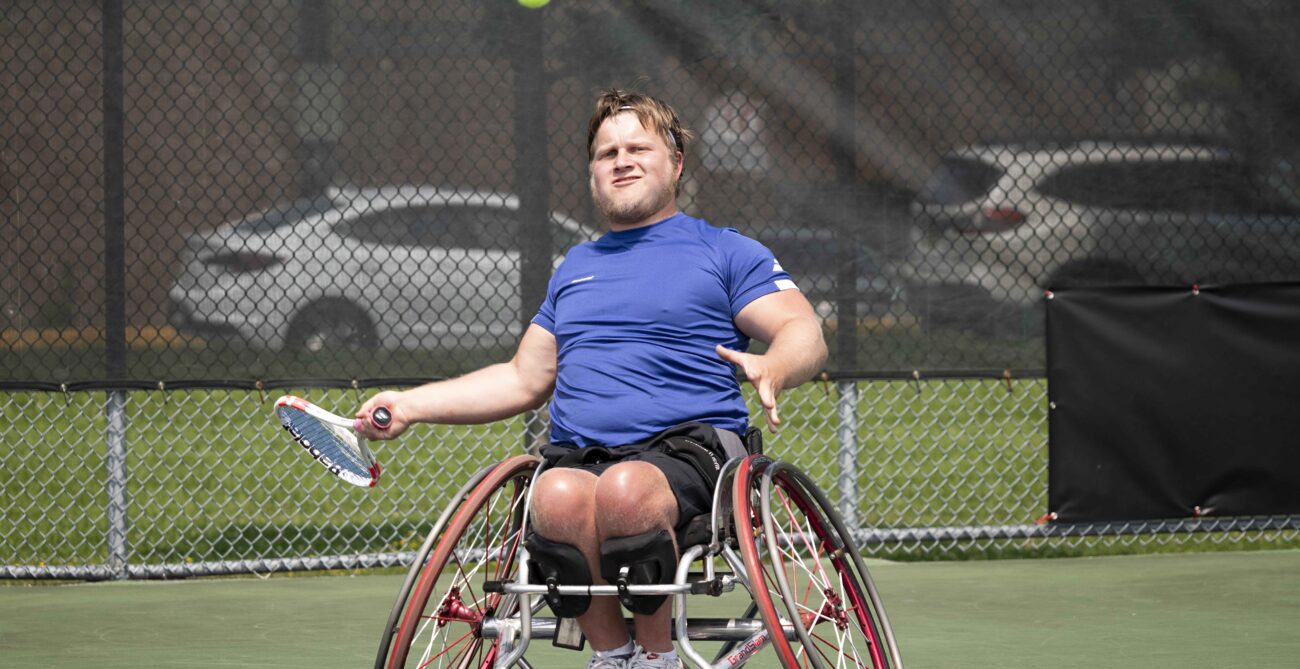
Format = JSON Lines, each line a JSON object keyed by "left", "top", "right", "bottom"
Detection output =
{"left": 359, "top": 89, "right": 826, "bottom": 669}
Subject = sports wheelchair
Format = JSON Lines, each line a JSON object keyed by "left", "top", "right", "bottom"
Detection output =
{"left": 375, "top": 451, "right": 903, "bottom": 669}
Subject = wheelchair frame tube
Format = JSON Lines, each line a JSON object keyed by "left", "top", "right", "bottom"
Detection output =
{"left": 675, "top": 542, "right": 708, "bottom": 663}
{"left": 493, "top": 454, "right": 795, "bottom": 669}
{"left": 480, "top": 617, "right": 768, "bottom": 642}
{"left": 500, "top": 582, "right": 696, "bottom": 597}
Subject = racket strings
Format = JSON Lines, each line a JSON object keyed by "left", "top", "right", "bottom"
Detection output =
{"left": 278, "top": 406, "right": 373, "bottom": 483}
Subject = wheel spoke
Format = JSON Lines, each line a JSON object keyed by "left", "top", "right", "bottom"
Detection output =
{"left": 737, "top": 459, "right": 901, "bottom": 669}
{"left": 771, "top": 485, "right": 837, "bottom": 627}
{"left": 417, "top": 626, "right": 477, "bottom": 669}
{"left": 808, "top": 629, "right": 871, "bottom": 669}
{"left": 440, "top": 480, "right": 527, "bottom": 625}
{"left": 382, "top": 457, "right": 538, "bottom": 669}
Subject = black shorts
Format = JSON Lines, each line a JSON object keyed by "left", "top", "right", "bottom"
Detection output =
{"left": 539, "top": 424, "right": 744, "bottom": 528}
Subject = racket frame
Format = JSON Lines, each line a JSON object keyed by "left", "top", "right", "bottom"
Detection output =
{"left": 275, "top": 395, "right": 382, "bottom": 487}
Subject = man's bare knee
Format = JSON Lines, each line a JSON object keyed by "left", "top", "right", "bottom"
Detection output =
{"left": 594, "top": 462, "right": 678, "bottom": 536}
{"left": 530, "top": 468, "right": 598, "bottom": 543}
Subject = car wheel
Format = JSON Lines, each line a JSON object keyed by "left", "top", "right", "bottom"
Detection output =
{"left": 285, "top": 299, "right": 378, "bottom": 352}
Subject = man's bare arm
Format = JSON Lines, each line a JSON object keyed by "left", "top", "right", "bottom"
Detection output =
{"left": 716, "top": 289, "right": 827, "bottom": 430}
{"left": 355, "top": 324, "right": 558, "bottom": 439}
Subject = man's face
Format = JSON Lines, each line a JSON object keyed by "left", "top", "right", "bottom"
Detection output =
{"left": 589, "top": 112, "right": 683, "bottom": 230}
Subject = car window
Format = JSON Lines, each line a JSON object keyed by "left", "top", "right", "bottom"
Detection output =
{"left": 1038, "top": 162, "right": 1207, "bottom": 210}
{"left": 1193, "top": 162, "right": 1300, "bottom": 216}
{"left": 1171, "top": 162, "right": 1257, "bottom": 214}
{"left": 916, "top": 156, "right": 1002, "bottom": 205}
{"left": 1037, "top": 163, "right": 1145, "bottom": 208}
{"left": 337, "top": 206, "right": 479, "bottom": 248}
{"left": 233, "top": 196, "right": 335, "bottom": 233}
{"left": 1040, "top": 160, "right": 1300, "bottom": 215}
{"left": 449, "top": 205, "right": 585, "bottom": 255}
{"left": 335, "top": 208, "right": 408, "bottom": 245}
{"left": 337, "top": 202, "right": 586, "bottom": 253}
{"left": 456, "top": 206, "right": 519, "bottom": 251}
{"left": 460, "top": 207, "right": 590, "bottom": 255}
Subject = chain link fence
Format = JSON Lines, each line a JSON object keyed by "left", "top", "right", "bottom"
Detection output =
{"left": 4, "top": 0, "right": 1300, "bottom": 577}
{"left": 4, "top": 380, "right": 1296, "bottom": 579}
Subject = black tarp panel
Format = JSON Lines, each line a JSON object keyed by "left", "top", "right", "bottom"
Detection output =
{"left": 1046, "top": 283, "right": 1300, "bottom": 522}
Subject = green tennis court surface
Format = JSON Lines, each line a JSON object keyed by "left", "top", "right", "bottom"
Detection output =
{"left": 2, "top": 550, "right": 1296, "bottom": 668}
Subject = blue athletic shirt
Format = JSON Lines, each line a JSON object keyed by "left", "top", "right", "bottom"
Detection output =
{"left": 532, "top": 212, "right": 797, "bottom": 447}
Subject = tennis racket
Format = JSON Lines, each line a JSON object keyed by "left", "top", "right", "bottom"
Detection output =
{"left": 274, "top": 395, "right": 392, "bottom": 487}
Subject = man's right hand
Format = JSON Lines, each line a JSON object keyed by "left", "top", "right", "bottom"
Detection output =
{"left": 355, "top": 390, "right": 409, "bottom": 440}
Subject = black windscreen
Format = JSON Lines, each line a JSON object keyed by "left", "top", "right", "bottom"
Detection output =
{"left": 1046, "top": 283, "right": 1300, "bottom": 522}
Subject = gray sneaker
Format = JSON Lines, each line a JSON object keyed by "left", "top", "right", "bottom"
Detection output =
{"left": 626, "top": 646, "right": 684, "bottom": 669}
{"left": 587, "top": 652, "right": 632, "bottom": 669}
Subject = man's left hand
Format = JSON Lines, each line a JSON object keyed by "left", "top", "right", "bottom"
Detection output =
{"left": 715, "top": 344, "right": 785, "bottom": 432}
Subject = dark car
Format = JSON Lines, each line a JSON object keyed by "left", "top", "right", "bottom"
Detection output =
{"left": 754, "top": 226, "right": 905, "bottom": 326}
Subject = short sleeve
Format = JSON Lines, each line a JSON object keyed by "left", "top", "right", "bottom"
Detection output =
{"left": 531, "top": 273, "right": 559, "bottom": 333}
{"left": 718, "top": 229, "right": 798, "bottom": 316}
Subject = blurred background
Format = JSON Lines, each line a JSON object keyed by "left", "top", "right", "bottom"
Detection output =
{"left": 4, "top": 0, "right": 1299, "bottom": 576}
{"left": 7, "top": 0, "right": 1299, "bottom": 381}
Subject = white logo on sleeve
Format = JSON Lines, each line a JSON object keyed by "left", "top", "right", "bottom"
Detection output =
{"left": 771, "top": 259, "right": 784, "bottom": 272}
{"left": 570, "top": 275, "right": 595, "bottom": 284}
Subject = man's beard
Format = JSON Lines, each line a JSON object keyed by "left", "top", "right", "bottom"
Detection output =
{"left": 591, "top": 177, "right": 677, "bottom": 227}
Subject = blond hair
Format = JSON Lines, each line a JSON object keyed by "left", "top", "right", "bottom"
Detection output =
{"left": 586, "top": 89, "right": 694, "bottom": 167}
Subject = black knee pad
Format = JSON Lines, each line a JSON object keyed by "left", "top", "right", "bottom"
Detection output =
{"left": 525, "top": 533, "right": 592, "bottom": 617}
{"left": 599, "top": 529, "right": 677, "bottom": 615}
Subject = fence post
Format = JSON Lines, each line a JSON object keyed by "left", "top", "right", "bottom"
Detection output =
{"left": 101, "top": 0, "right": 129, "bottom": 581}
{"left": 836, "top": 381, "right": 859, "bottom": 530}
{"left": 105, "top": 391, "right": 130, "bottom": 579}
{"left": 829, "top": 0, "right": 860, "bottom": 531}
{"left": 102, "top": 0, "right": 126, "bottom": 377}
{"left": 508, "top": 3, "right": 550, "bottom": 454}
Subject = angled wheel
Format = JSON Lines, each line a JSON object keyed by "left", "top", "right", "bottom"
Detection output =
{"left": 377, "top": 454, "right": 539, "bottom": 669}
{"left": 374, "top": 461, "right": 495, "bottom": 669}
{"left": 733, "top": 455, "right": 902, "bottom": 669}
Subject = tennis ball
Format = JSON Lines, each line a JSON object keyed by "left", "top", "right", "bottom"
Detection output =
{"left": 518, "top": 0, "right": 550, "bottom": 8}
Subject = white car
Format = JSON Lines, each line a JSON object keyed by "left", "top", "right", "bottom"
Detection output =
{"left": 169, "top": 185, "right": 599, "bottom": 351}
{"left": 901, "top": 140, "right": 1300, "bottom": 332}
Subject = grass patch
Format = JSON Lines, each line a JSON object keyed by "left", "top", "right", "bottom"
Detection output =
{"left": 3, "top": 377, "right": 1295, "bottom": 571}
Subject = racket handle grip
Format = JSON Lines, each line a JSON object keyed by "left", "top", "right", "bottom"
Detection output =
{"left": 370, "top": 406, "right": 393, "bottom": 430}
